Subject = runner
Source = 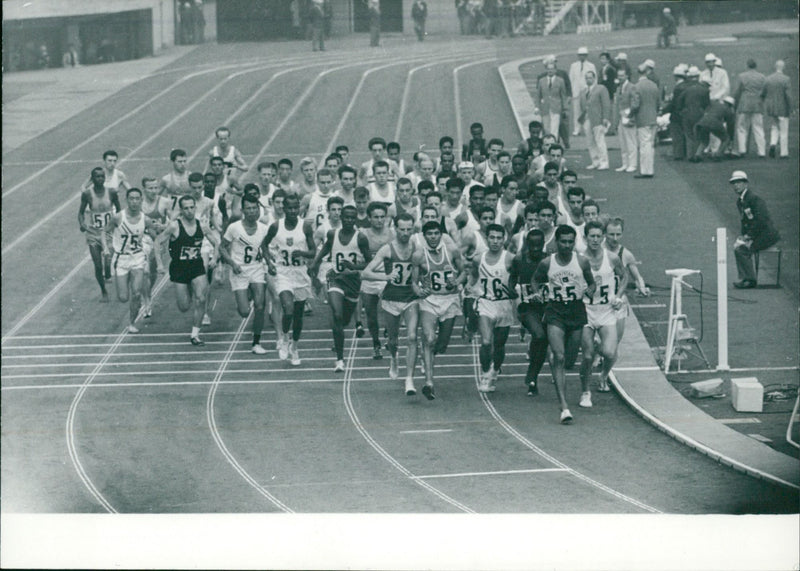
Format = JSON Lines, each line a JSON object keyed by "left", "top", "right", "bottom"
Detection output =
{"left": 263, "top": 194, "right": 317, "bottom": 365}
{"left": 363, "top": 213, "right": 421, "bottom": 395}
{"left": 103, "top": 187, "right": 158, "bottom": 332}
{"left": 581, "top": 221, "right": 627, "bottom": 395}
{"left": 412, "top": 221, "right": 466, "bottom": 399}
{"left": 495, "top": 175, "right": 524, "bottom": 233}
{"left": 140, "top": 176, "right": 171, "bottom": 316}
{"left": 473, "top": 224, "right": 516, "bottom": 393}
{"left": 359, "top": 202, "right": 394, "bottom": 358}
{"left": 276, "top": 158, "right": 300, "bottom": 194}
{"left": 82, "top": 149, "right": 131, "bottom": 193}
{"left": 208, "top": 126, "right": 248, "bottom": 183}
{"left": 353, "top": 186, "right": 372, "bottom": 229}
{"left": 297, "top": 157, "right": 319, "bottom": 198}
{"left": 301, "top": 168, "right": 338, "bottom": 229}
{"left": 219, "top": 195, "right": 271, "bottom": 354}
{"left": 337, "top": 164, "right": 358, "bottom": 206}
{"left": 78, "top": 167, "right": 122, "bottom": 301}
{"left": 160, "top": 149, "right": 191, "bottom": 217}
{"left": 367, "top": 161, "right": 396, "bottom": 206}
{"left": 509, "top": 228, "right": 549, "bottom": 395}
{"left": 532, "top": 224, "right": 596, "bottom": 424}
{"left": 156, "top": 195, "right": 217, "bottom": 346}
{"left": 387, "top": 177, "right": 420, "bottom": 224}
{"left": 459, "top": 203, "right": 494, "bottom": 341}
{"left": 603, "top": 217, "right": 650, "bottom": 347}
{"left": 311, "top": 206, "right": 372, "bottom": 372}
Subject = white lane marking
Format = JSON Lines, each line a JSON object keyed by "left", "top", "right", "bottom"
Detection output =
{"left": 469, "top": 338, "right": 661, "bottom": 513}
{"left": 342, "top": 331, "right": 476, "bottom": 513}
{"left": 1, "top": 256, "right": 90, "bottom": 345}
{"left": 718, "top": 418, "right": 761, "bottom": 424}
{"left": 629, "top": 303, "right": 667, "bottom": 309}
{"left": 398, "top": 429, "right": 454, "bottom": 434}
{"left": 746, "top": 434, "right": 773, "bottom": 443}
{"left": 453, "top": 58, "right": 497, "bottom": 156}
{"left": 417, "top": 468, "right": 568, "bottom": 479}
{"left": 205, "top": 313, "right": 294, "bottom": 512}
{"left": 669, "top": 366, "right": 800, "bottom": 374}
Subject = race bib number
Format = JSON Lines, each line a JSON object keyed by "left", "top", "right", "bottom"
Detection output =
{"left": 92, "top": 213, "right": 111, "bottom": 229}
{"left": 430, "top": 270, "right": 455, "bottom": 292}
{"left": 179, "top": 246, "right": 201, "bottom": 261}
{"left": 335, "top": 252, "right": 359, "bottom": 272}
{"left": 390, "top": 262, "right": 413, "bottom": 286}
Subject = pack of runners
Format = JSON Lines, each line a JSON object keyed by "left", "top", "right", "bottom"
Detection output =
{"left": 78, "top": 128, "right": 652, "bottom": 424}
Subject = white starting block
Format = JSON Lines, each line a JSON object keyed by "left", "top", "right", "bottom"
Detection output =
{"left": 731, "top": 377, "right": 764, "bottom": 412}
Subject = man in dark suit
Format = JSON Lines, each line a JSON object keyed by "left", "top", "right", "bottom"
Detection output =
{"left": 676, "top": 66, "right": 709, "bottom": 163}
{"left": 730, "top": 170, "right": 780, "bottom": 288}
{"left": 661, "top": 64, "right": 689, "bottom": 160}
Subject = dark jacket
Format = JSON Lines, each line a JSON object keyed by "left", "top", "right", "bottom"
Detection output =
{"left": 662, "top": 80, "right": 688, "bottom": 124}
{"left": 676, "top": 79, "right": 709, "bottom": 125}
{"left": 737, "top": 189, "right": 780, "bottom": 250}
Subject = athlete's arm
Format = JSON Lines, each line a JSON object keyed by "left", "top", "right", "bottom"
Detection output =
{"left": 299, "top": 194, "right": 311, "bottom": 218}
{"left": 233, "top": 148, "right": 248, "bottom": 172}
{"left": 622, "top": 248, "right": 649, "bottom": 296}
{"left": 154, "top": 220, "right": 178, "bottom": 272}
{"left": 117, "top": 170, "right": 131, "bottom": 191}
{"left": 531, "top": 257, "right": 551, "bottom": 303}
{"left": 578, "top": 255, "right": 597, "bottom": 299}
{"left": 219, "top": 234, "right": 240, "bottom": 274}
{"left": 454, "top": 211, "right": 468, "bottom": 230}
{"left": 609, "top": 252, "right": 627, "bottom": 308}
{"left": 109, "top": 189, "right": 122, "bottom": 214}
{"left": 362, "top": 243, "right": 391, "bottom": 281}
{"left": 410, "top": 250, "right": 429, "bottom": 297}
{"left": 449, "top": 245, "right": 467, "bottom": 287}
{"left": 78, "top": 191, "right": 91, "bottom": 232}
{"left": 291, "top": 220, "right": 318, "bottom": 262}
{"left": 310, "top": 229, "right": 335, "bottom": 276}
{"left": 261, "top": 223, "right": 279, "bottom": 275}
{"left": 504, "top": 251, "right": 518, "bottom": 299}
{"left": 101, "top": 213, "right": 121, "bottom": 255}
{"left": 508, "top": 255, "right": 520, "bottom": 295}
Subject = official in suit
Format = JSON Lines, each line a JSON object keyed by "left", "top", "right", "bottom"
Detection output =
{"left": 614, "top": 67, "right": 637, "bottom": 172}
{"left": 676, "top": 66, "right": 709, "bottom": 162}
{"left": 568, "top": 47, "right": 596, "bottom": 136}
{"left": 763, "top": 59, "right": 792, "bottom": 158}
{"left": 692, "top": 97, "right": 736, "bottom": 161}
{"left": 661, "top": 64, "right": 689, "bottom": 160}
{"left": 536, "top": 62, "right": 569, "bottom": 141}
{"left": 630, "top": 65, "right": 660, "bottom": 177}
{"left": 733, "top": 59, "right": 767, "bottom": 157}
{"left": 729, "top": 170, "right": 780, "bottom": 288}
{"left": 536, "top": 55, "right": 573, "bottom": 149}
{"left": 579, "top": 70, "right": 611, "bottom": 170}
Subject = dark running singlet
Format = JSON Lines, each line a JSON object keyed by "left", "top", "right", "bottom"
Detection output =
{"left": 382, "top": 242, "right": 416, "bottom": 302}
{"left": 169, "top": 219, "right": 205, "bottom": 283}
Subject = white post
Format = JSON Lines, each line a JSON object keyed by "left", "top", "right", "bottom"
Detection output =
{"left": 716, "top": 227, "right": 730, "bottom": 371}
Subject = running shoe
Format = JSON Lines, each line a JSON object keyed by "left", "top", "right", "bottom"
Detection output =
{"left": 373, "top": 345, "right": 383, "bottom": 360}
{"left": 389, "top": 356, "right": 399, "bottom": 379}
{"left": 289, "top": 341, "right": 301, "bottom": 366}
{"left": 251, "top": 344, "right": 267, "bottom": 355}
{"left": 278, "top": 337, "right": 289, "bottom": 360}
{"left": 334, "top": 360, "right": 345, "bottom": 373}
{"left": 355, "top": 322, "right": 365, "bottom": 338}
{"left": 405, "top": 379, "right": 416, "bottom": 396}
{"left": 202, "top": 313, "right": 212, "bottom": 326}
{"left": 143, "top": 304, "right": 152, "bottom": 318}
{"left": 422, "top": 384, "right": 435, "bottom": 400}
{"left": 489, "top": 366, "right": 498, "bottom": 392}
{"left": 560, "top": 409, "right": 574, "bottom": 424}
{"left": 579, "top": 391, "right": 592, "bottom": 408}
{"left": 190, "top": 337, "right": 205, "bottom": 347}
{"left": 477, "top": 372, "right": 492, "bottom": 393}
{"left": 526, "top": 380, "right": 538, "bottom": 396}
{"left": 127, "top": 325, "right": 139, "bottom": 334}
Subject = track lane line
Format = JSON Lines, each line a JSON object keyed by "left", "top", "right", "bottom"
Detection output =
{"left": 468, "top": 338, "right": 662, "bottom": 513}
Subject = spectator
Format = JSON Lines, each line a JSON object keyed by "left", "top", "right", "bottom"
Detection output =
{"left": 733, "top": 59, "right": 767, "bottom": 158}
{"left": 677, "top": 66, "right": 710, "bottom": 162}
{"left": 763, "top": 59, "right": 792, "bottom": 158}
{"left": 179, "top": 1, "right": 194, "bottom": 45}
{"left": 323, "top": 0, "right": 333, "bottom": 39}
{"left": 691, "top": 96, "right": 736, "bottom": 161}
{"left": 615, "top": 66, "right": 638, "bottom": 172}
{"left": 661, "top": 64, "right": 689, "bottom": 160}
{"left": 484, "top": 0, "right": 499, "bottom": 38}
{"left": 630, "top": 63, "right": 660, "bottom": 178}
{"left": 412, "top": 0, "right": 428, "bottom": 41}
{"left": 568, "top": 47, "right": 596, "bottom": 137}
{"left": 579, "top": 70, "right": 611, "bottom": 170}
{"left": 309, "top": 0, "right": 325, "bottom": 52}
{"left": 535, "top": 62, "right": 569, "bottom": 143}
{"left": 290, "top": 0, "right": 302, "bottom": 38}
{"left": 368, "top": 0, "right": 381, "bottom": 47}
{"left": 658, "top": 7, "right": 677, "bottom": 48}
{"left": 193, "top": 0, "right": 206, "bottom": 44}
{"left": 729, "top": 170, "right": 780, "bottom": 289}
{"left": 62, "top": 43, "right": 80, "bottom": 68}
{"left": 537, "top": 55, "right": 573, "bottom": 148}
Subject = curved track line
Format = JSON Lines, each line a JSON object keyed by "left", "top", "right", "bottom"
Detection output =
{"left": 206, "top": 314, "right": 294, "bottom": 512}
{"left": 342, "top": 332, "right": 476, "bottom": 513}
{"left": 468, "top": 340, "right": 661, "bottom": 513}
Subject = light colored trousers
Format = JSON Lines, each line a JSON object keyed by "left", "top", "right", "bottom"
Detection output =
{"left": 736, "top": 112, "right": 765, "bottom": 155}
{"left": 619, "top": 124, "right": 638, "bottom": 168}
{"left": 585, "top": 121, "right": 609, "bottom": 167}
{"left": 768, "top": 116, "right": 789, "bottom": 157}
{"left": 543, "top": 112, "right": 561, "bottom": 140}
{"left": 571, "top": 97, "right": 583, "bottom": 133}
{"left": 637, "top": 125, "right": 656, "bottom": 175}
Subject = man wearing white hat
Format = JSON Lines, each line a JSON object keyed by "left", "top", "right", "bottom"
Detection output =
{"left": 676, "top": 65, "right": 709, "bottom": 161}
{"left": 569, "top": 47, "right": 596, "bottom": 136}
{"left": 729, "top": 170, "right": 780, "bottom": 289}
{"left": 700, "top": 53, "right": 730, "bottom": 102}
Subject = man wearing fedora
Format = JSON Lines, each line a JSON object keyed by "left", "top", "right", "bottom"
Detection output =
{"left": 729, "top": 170, "right": 780, "bottom": 289}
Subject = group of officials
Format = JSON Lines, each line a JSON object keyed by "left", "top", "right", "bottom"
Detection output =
{"left": 532, "top": 46, "right": 793, "bottom": 179}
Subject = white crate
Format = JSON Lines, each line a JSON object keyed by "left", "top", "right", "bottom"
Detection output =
{"left": 731, "top": 377, "right": 764, "bottom": 413}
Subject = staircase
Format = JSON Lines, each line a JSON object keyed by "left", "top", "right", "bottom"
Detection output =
{"left": 543, "top": 0, "right": 577, "bottom": 36}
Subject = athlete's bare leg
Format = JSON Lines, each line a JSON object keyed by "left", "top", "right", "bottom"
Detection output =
{"left": 89, "top": 244, "right": 109, "bottom": 301}
{"left": 402, "top": 304, "right": 419, "bottom": 393}
{"left": 547, "top": 324, "right": 581, "bottom": 412}
{"left": 362, "top": 292, "right": 381, "bottom": 353}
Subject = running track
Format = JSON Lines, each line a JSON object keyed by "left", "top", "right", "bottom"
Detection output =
{"left": 2, "top": 38, "right": 797, "bottom": 515}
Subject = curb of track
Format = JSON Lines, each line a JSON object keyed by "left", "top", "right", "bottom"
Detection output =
{"left": 498, "top": 52, "right": 800, "bottom": 492}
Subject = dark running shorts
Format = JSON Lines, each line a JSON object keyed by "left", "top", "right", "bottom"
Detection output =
{"left": 544, "top": 300, "right": 587, "bottom": 332}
